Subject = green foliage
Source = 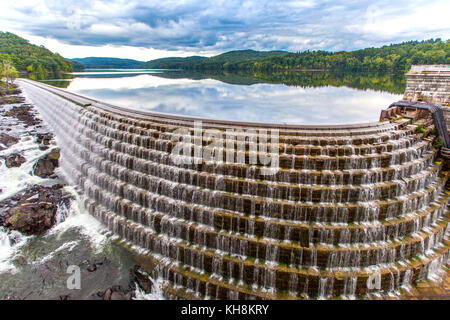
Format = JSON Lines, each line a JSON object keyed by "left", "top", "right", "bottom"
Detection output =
{"left": 415, "top": 124, "right": 426, "bottom": 134}
{"left": 433, "top": 137, "right": 444, "bottom": 149}
{"left": 1, "top": 60, "right": 18, "bottom": 87}
{"left": 142, "top": 50, "right": 288, "bottom": 70}
{"left": 69, "top": 60, "right": 86, "bottom": 71}
{"left": 71, "top": 57, "right": 143, "bottom": 69}
{"left": 142, "top": 39, "right": 449, "bottom": 73}
{"left": 248, "top": 39, "right": 449, "bottom": 73}
{"left": 142, "top": 56, "right": 208, "bottom": 69}
{"left": 0, "top": 31, "right": 73, "bottom": 78}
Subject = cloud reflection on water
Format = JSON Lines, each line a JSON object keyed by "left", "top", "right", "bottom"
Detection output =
{"left": 66, "top": 73, "right": 402, "bottom": 125}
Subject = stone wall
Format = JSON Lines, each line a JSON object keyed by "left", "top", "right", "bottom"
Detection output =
{"left": 404, "top": 65, "right": 450, "bottom": 107}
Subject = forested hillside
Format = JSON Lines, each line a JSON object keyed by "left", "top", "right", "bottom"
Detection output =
{"left": 71, "top": 57, "right": 144, "bottom": 69}
{"left": 142, "top": 39, "right": 449, "bottom": 72}
{"left": 248, "top": 39, "right": 449, "bottom": 72}
{"left": 0, "top": 32, "right": 73, "bottom": 77}
{"left": 69, "top": 60, "right": 86, "bottom": 72}
{"left": 142, "top": 50, "right": 288, "bottom": 70}
{"left": 142, "top": 56, "right": 208, "bottom": 69}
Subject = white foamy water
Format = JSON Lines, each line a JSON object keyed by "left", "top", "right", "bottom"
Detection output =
{"left": 0, "top": 136, "right": 60, "bottom": 202}
{"left": 133, "top": 278, "right": 165, "bottom": 300}
{"left": 0, "top": 227, "right": 31, "bottom": 273}
{"left": 0, "top": 86, "right": 166, "bottom": 300}
{"left": 46, "top": 186, "right": 111, "bottom": 253}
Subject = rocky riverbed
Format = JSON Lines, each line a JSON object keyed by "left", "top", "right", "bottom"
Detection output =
{"left": 0, "top": 82, "right": 162, "bottom": 300}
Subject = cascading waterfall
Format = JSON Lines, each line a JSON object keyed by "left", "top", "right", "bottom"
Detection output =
{"left": 17, "top": 79, "right": 449, "bottom": 300}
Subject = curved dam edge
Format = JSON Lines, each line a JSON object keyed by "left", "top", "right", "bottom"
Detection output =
{"left": 16, "top": 78, "right": 450, "bottom": 300}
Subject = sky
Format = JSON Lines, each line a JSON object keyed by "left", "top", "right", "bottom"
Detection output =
{"left": 0, "top": 0, "right": 449, "bottom": 61}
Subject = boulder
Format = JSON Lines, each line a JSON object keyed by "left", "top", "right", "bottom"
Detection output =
{"left": 0, "top": 133, "right": 19, "bottom": 149}
{"left": 2, "top": 185, "right": 70, "bottom": 234}
{"left": 103, "top": 289, "right": 112, "bottom": 300}
{"left": 100, "top": 288, "right": 132, "bottom": 300}
{"left": 4, "top": 105, "right": 40, "bottom": 127}
{"left": 131, "top": 265, "right": 153, "bottom": 294}
{"left": 5, "top": 201, "right": 57, "bottom": 234}
{"left": 32, "top": 149, "right": 60, "bottom": 178}
{"left": 87, "top": 264, "right": 97, "bottom": 272}
{"left": 3, "top": 153, "right": 26, "bottom": 168}
{"left": 110, "top": 292, "right": 125, "bottom": 300}
{"left": 36, "top": 133, "right": 54, "bottom": 150}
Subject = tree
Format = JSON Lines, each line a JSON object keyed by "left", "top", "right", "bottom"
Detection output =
{"left": 2, "top": 60, "right": 19, "bottom": 88}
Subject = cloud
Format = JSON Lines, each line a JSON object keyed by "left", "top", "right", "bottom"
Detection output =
{"left": 0, "top": 0, "right": 449, "bottom": 59}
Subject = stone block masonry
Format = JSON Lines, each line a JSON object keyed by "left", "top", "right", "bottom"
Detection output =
{"left": 404, "top": 65, "right": 450, "bottom": 125}
{"left": 17, "top": 78, "right": 449, "bottom": 300}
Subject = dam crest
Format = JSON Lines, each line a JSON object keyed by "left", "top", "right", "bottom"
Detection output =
{"left": 18, "top": 78, "right": 449, "bottom": 300}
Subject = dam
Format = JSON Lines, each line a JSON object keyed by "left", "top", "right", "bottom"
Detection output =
{"left": 16, "top": 71, "right": 450, "bottom": 299}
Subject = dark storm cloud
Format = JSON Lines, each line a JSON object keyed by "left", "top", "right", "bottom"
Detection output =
{"left": 1, "top": 0, "right": 449, "bottom": 52}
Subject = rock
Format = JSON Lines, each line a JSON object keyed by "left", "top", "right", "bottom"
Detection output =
{"left": 95, "top": 284, "right": 134, "bottom": 301}
{"left": 131, "top": 265, "right": 153, "bottom": 293}
{"left": 0, "top": 133, "right": 19, "bottom": 149}
{"left": 2, "top": 185, "right": 71, "bottom": 234}
{"left": 36, "top": 133, "right": 53, "bottom": 150}
{"left": 88, "top": 293, "right": 104, "bottom": 300}
{"left": 87, "top": 265, "right": 97, "bottom": 272}
{"left": 0, "top": 96, "right": 25, "bottom": 105}
{"left": 3, "top": 153, "right": 26, "bottom": 168}
{"left": 5, "top": 201, "right": 57, "bottom": 234}
{"left": 112, "top": 285, "right": 123, "bottom": 292}
{"left": 4, "top": 105, "right": 40, "bottom": 127}
{"left": 110, "top": 292, "right": 124, "bottom": 300}
{"left": 103, "top": 288, "right": 112, "bottom": 300}
{"left": 32, "top": 149, "right": 60, "bottom": 178}
{"left": 123, "top": 293, "right": 132, "bottom": 300}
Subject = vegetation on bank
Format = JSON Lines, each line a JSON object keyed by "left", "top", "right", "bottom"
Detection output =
{"left": 1, "top": 60, "right": 18, "bottom": 88}
{"left": 0, "top": 32, "right": 73, "bottom": 79}
{"left": 141, "top": 39, "right": 449, "bottom": 73}
{"left": 0, "top": 79, "right": 22, "bottom": 105}
{"left": 69, "top": 60, "right": 86, "bottom": 72}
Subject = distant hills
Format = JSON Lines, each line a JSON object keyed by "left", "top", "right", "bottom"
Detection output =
{"left": 142, "top": 56, "right": 208, "bottom": 69}
{"left": 72, "top": 39, "right": 449, "bottom": 73}
{"left": 1, "top": 31, "right": 448, "bottom": 78}
{"left": 141, "top": 50, "right": 289, "bottom": 70}
{"left": 71, "top": 50, "right": 290, "bottom": 70}
{"left": 71, "top": 57, "right": 144, "bottom": 69}
{"left": 0, "top": 31, "right": 73, "bottom": 78}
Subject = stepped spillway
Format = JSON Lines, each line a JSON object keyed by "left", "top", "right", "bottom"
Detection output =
{"left": 18, "top": 78, "right": 449, "bottom": 299}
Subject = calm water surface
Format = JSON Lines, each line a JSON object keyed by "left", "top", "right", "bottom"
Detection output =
{"left": 43, "top": 70, "right": 403, "bottom": 125}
